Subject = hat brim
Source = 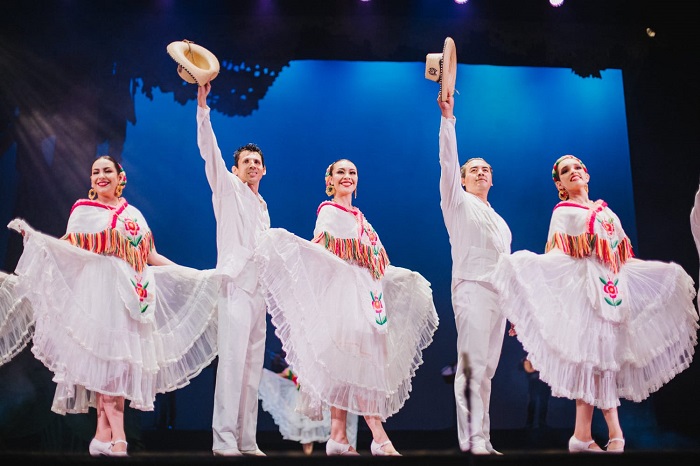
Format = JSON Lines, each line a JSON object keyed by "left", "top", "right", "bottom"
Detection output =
{"left": 440, "top": 37, "right": 457, "bottom": 102}
{"left": 425, "top": 37, "right": 457, "bottom": 101}
{"left": 166, "top": 41, "right": 220, "bottom": 86}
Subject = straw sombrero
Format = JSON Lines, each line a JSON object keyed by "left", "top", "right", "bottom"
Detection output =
{"left": 425, "top": 37, "right": 457, "bottom": 102}
{"left": 166, "top": 40, "right": 220, "bottom": 86}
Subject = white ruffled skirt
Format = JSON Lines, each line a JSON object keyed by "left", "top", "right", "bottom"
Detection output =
{"left": 0, "top": 271, "right": 34, "bottom": 367}
{"left": 492, "top": 249, "right": 698, "bottom": 409}
{"left": 258, "top": 368, "right": 359, "bottom": 446}
{"left": 8, "top": 219, "right": 219, "bottom": 414}
{"left": 255, "top": 228, "right": 439, "bottom": 421}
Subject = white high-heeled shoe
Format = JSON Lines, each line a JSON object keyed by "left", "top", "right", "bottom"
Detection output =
{"left": 88, "top": 438, "right": 112, "bottom": 456}
{"left": 326, "top": 438, "right": 360, "bottom": 456}
{"left": 568, "top": 436, "right": 604, "bottom": 453}
{"left": 605, "top": 437, "right": 625, "bottom": 453}
{"left": 108, "top": 439, "right": 128, "bottom": 457}
{"left": 371, "top": 440, "right": 401, "bottom": 456}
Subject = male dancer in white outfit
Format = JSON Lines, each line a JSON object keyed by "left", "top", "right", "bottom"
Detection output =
{"left": 437, "top": 94, "right": 512, "bottom": 455}
{"left": 197, "top": 82, "right": 270, "bottom": 456}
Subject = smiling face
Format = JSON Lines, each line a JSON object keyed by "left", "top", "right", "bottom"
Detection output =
{"left": 328, "top": 159, "right": 358, "bottom": 198}
{"left": 554, "top": 156, "right": 589, "bottom": 194}
{"left": 233, "top": 149, "right": 266, "bottom": 188}
{"left": 91, "top": 157, "right": 121, "bottom": 203}
{"left": 461, "top": 158, "right": 493, "bottom": 197}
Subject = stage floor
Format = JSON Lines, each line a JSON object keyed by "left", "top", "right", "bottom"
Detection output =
{"left": 2, "top": 427, "right": 699, "bottom": 464}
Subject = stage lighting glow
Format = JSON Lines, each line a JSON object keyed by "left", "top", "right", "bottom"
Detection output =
{"left": 550, "top": 0, "right": 564, "bottom": 7}
{"left": 454, "top": 0, "right": 469, "bottom": 4}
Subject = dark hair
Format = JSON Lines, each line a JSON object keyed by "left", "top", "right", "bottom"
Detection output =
{"left": 460, "top": 157, "right": 492, "bottom": 178}
{"left": 233, "top": 143, "right": 264, "bottom": 168}
{"left": 93, "top": 155, "right": 122, "bottom": 172}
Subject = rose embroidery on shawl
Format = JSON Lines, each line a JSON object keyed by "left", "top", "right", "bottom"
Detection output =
{"left": 597, "top": 217, "right": 616, "bottom": 236}
{"left": 119, "top": 217, "right": 143, "bottom": 247}
{"left": 599, "top": 275, "right": 622, "bottom": 307}
{"left": 131, "top": 276, "right": 150, "bottom": 314}
{"left": 362, "top": 219, "right": 385, "bottom": 261}
{"left": 363, "top": 219, "right": 379, "bottom": 246}
{"left": 371, "top": 290, "right": 387, "bottom": 325}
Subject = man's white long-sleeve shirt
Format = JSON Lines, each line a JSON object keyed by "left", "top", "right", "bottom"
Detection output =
{"left": 439, "top": 116, "right": 512, "bottom": 284}
{"left": 197, "top": 106, "right": 270, "bottom": 293}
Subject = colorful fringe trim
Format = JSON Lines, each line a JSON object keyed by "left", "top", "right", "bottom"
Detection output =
{"left": 61, "top": 229, "right": 154, "bottom": 273}
{"left": 546, "top": 232, "right": 634, "bottom": 274}
{"left": 314, "top": 231, "right": 389, "bottom": 280}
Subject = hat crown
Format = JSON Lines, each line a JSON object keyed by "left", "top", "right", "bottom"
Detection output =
{"left": 167, "top": 40, "right": 220, "bottom": 86}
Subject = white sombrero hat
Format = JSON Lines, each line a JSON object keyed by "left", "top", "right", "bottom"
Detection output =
{"left": 425, "top": 37, "right": 457, "bottom": 102}
{"left": 166, "top": 40, "right": 220, "bottom": 86}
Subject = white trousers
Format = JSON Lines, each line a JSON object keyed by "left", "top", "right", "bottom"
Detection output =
{"left": 452, "top": 280, "right": 506, "bottom": 451}
{"left": 212, "top": 281, "right": 267, "bottom": 453}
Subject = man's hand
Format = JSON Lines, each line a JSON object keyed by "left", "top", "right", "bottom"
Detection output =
{"left": 197, "top": 82, "right": 211, "bottom": 108}
{"left": 438, "top": 93, "right": 454, "bottom": 119}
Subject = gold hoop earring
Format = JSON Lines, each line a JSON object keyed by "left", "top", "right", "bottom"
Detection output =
{"left": 115, "top": 185, "right": 124, "bottom": 197}
{"left": 88, "top": 188, "right": 96, "bottom": 200}
{"left": 326, "top": 185, "right": 335, "bottom": 197}
{"left": 558, "top": 187, "right": 568, "bottom": 201}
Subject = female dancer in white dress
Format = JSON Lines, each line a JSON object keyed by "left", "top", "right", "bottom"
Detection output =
{"left": 257, "top": 351, "right": 358, "bottom": 455}
{"left": 8, "top": 155, "right": 219, "bottom": 456}
{"left": 493, "top": 155, "right": 698, "bottom": 453}
{"left": 255, "top": 159, "right": 439, "bottom": 456}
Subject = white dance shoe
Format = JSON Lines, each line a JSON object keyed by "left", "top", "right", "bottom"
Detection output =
{"left": 326, "top": 438, "right": 360, "bottom": 456}
{"left": 88, "top": 438, "right": 112, "bottom": 456}
{"left": 470, "top": 444, "right": 491, "bottom": 455}
{"left": 213, "top": 448, "right": 243, "bottom": 456}
{"left": 568, "top": 435, "right": 604, "bottom": 453}
{"left": 605, "top": 437, "right": 625, "bottom": 453}
{"left": 241, "top": 447, "right": 266, "bottom": 456}
{"left": 371, "top": 439, "right": 401, "bottom": 456}
{"left": 108, "top": 439, "right": 128, "bottom": 457}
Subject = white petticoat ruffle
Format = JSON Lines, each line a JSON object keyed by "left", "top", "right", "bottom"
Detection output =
{"left": 0, "top": 271, "right": 34, "bottom": 367}
{"left": 8, "top": 219, "right": 219, "bottom": 414}
{"left": 258, "top": 368, "right": 359, "bottom": 447}
{"left": 255, "top": 228, "right": 439, "bottom": 422}
{"left": 492, "top": 249, "right": 698, "bottom": 409}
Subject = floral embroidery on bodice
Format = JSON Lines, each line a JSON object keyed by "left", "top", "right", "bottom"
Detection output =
{"left": 545, "top": 200, "right": 633, "bottom": 274}
{"left": 313, "top": 202, "right": 390, "bottom": 280}
{"left": 62, "top": 199, "right": 154, "bottom": 273}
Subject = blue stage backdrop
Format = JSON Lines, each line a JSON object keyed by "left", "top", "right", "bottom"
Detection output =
{"left": 119, "top": 61, "right": 635, "bottom": 431}
{"left": 0, "top": 60, "right": 636, "bottom": 433}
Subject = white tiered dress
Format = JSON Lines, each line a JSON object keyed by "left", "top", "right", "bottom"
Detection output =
{"left": 258, "top": 367, "right": 359, "bottom": 447}
{"left": 7, "top": 198, "right": 219, "bottom": 414}
{"left": 0, "top": 270, "right": 33, "bottom": 367}
{"left": 492, "top": 200, "right": 698, "bottom": 408}
{"left": 254, "top": 201, "right": 439, "bottom": 421}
